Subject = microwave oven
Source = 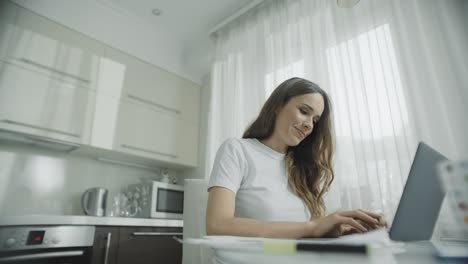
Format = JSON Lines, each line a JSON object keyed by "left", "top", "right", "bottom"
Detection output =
{"left": 134, "top": 181, "right": 184, "bottom": 219}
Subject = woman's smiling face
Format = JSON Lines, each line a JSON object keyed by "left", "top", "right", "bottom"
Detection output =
{"left": 269, "top": 93, "right": 325, "bottom": 152}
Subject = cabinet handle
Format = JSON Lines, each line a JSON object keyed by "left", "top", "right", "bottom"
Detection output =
{"left": 0, "top": 250, "right": 83, "bottom": 262}
{"left": 132, "top": 232, "right": 183, "bottom": 236}
{"left": 127, "top": 94, "right": 181, "bottom": 115}
{"left": 104, "top": 232, "right": 112, "bottom": 264}
{"left": 0, "top": 119, "right": 81, "bottom": 138}
{"left": 121, "top": 144, "right": 178, "bottom": 159}
{"left": 16, "top": 57, "right": 91, "bottom": 84}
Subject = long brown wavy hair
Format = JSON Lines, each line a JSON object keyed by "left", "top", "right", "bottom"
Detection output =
{"left": 243, "top": 77, "right": 334, "bottom": 218}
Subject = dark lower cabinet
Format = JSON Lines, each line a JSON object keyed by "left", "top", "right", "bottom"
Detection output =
{"left": 91, "top": 226, "right": 183, "bottom": 264}
{"left": 117, "top": 227, "right": 183, "bottom": 264}
{"left": 91, "top": 227, "right": 120, "bottom": 264}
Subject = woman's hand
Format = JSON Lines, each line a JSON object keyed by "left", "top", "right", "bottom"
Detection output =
{"left": 307, "top": 209, "right": 386, "bottom": 237}
{"left": 357, "top": 209, "right": 387, "bottom": 229}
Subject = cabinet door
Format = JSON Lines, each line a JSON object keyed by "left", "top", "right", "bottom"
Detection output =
{"left": 91, "top": 227, "right": 120, "bottom": 264}
{"left": 114, "top": 100, "right": 199, "bottom": 167}
{"left": 0, "top": 1, "right": 18, "bottom": 62}
{"left": 5, "top": 7, "right": 102, "bottom": 87}
{"left": 0, "top": 61, "right": 91, "bottom": 143}
{"left": 117, "top": 227, "right": 183, "bottom": 264}
{"left": 103, "top": 48, "right": 200, "bottom": 122}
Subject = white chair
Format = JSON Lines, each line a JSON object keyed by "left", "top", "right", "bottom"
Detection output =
{"left": 182, "top": 179, "right": 214, "bottom": 264}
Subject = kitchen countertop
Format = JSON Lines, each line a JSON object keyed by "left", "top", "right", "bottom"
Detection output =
{"left": 0, "top": 215, "right": 183, "bottom": 227}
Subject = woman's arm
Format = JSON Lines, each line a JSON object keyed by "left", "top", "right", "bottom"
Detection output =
{"left": 206, "top": 187, "right": 382, "bottom": 238}
{"left": 206, "top": 187, "right": 311, "bottom": 238}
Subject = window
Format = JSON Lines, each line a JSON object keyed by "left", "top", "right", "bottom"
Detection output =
{"left": 326, "top": 24, "right": 409, "bottom": 140}
{"left": 325, "top": 24, "right": 412, "bottom": 213}
{"left": 265, "top": 60, "right": 305, "bottom": 99}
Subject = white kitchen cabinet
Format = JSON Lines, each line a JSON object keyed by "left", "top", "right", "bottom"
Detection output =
{"left": 89, "top": 54, "right": 201, "bottom": 167}
{"left": 114, "top": 100, "right": 199, "bottom": 167}
{"left": 0, "top": 1, "right": 18, "bottom": 62}
{"left": 94, "top": 48, "right": 201, "bottom": 167}
{"left": 103, "top": 48, "right": 200, "bottom": 122}
{"left": 0, "top": 2, "right": 201, "bottom": 168}
{"left": 0, "top": 3, "right": 102, "bottom": 145}
{"left": 3, "top": 5, "right": 103, "bottom": 88}
{"left": 0, "top": 61, "right": 92, "bottom": 144}
{"left": 88, "top": 92, "right": 122, "bottom": 150}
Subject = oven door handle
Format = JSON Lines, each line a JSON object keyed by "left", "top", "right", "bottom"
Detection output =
{"left": 0, "top": 250, "right": 84, "bottom": 262}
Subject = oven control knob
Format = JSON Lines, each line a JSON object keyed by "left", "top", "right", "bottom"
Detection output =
{"left": 52, "top": 237, "right": 60, "bottom": 244}
{"left": 4, "top": 238, "right": 16, "bottom": 248}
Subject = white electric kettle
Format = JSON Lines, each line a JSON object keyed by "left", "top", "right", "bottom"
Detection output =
{"left": 81, "top": 187, "right": 108, "bottom": 216}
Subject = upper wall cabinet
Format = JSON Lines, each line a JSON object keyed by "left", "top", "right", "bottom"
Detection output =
{"left": 0, "top": 1, "right": 201, "bottom": 168}
{"left": 3, "top": 6, "right": 103, "bottom": 88}
{"left": 0, "top": 61, "right": 92, "bottom": 144}
{"left": 114, "top": 100, "right": 199, "bottom": 167}
{"left": 90, "top": 49, "right": 201, "bottom": 167}
{"left": 103, "top": 48, "right": 200, "bottom": 122}
{"left": 0, "top": 2, "right": 18, "bottom": 62}
{"left": 0, "top": 1, "right": 101, "bottom": 144}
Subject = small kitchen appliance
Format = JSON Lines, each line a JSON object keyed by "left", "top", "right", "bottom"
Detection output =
{"left": 130, "top": 181, "right": 184, "bottom": 219}
{"left": 81, "top": 187, "right": 108, "bottom": 217}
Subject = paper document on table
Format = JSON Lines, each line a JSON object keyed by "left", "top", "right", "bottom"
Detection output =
{"left": 300, "top": 228, "right": 398, "bottom": 247}
{"left": 175, "top": 235, "right": 264, "bottom": 252}
{"left": 177, "top": 228, "right": 396, "bottom": 254}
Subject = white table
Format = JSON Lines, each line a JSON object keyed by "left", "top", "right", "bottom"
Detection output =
{"left": 212, "top": 240, "right": 467, "bottom": 264}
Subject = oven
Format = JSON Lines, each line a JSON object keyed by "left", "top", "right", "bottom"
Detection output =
{"left": 0, "top": 226, "right": 95, "bottom": 264}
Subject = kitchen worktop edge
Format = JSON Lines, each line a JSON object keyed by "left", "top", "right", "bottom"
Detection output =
{"left": 0, "top": 215, "right": 183, "bottom": 227}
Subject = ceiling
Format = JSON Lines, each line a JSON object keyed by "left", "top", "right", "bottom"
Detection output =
{"left": 98, "top": 0, "right": 257, "bottom": 80}
{"left": 101, "top": 0, "right": 254, "bottom": 41}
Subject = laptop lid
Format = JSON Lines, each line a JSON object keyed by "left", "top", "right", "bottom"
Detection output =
{"left": 389, "top": 142, "right": 447, "bottom": 241}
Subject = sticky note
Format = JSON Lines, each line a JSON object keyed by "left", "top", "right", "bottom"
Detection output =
{"left": 263, "top": 241, "right": 296, "bottom": 254}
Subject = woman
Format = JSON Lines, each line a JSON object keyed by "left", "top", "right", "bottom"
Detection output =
{"left": 206, "top": 77, "right": 385, "bottom": 240}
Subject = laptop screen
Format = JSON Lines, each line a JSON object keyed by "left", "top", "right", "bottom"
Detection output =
{"left": 389, "top": 142, "right": 447, "bottom": 241}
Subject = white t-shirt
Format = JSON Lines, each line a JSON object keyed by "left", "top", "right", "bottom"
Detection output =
{"left": 208, "top": 138, "right": 310, "bottom": 222}
{"left": 208, "top": 138, "right": 311, "bottom": 264}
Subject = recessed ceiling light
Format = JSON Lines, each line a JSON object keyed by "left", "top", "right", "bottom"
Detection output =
{"left": 152, "top": 8, "right": 163, "bottom": 16}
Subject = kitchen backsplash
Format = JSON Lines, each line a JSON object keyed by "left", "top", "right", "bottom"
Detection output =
{"left": 0, "top": 139, "right": 179, "bottom": 216}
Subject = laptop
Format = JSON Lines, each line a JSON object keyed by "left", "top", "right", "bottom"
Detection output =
{"left": 388, "top": 141, "right": 448, "bottom": 241}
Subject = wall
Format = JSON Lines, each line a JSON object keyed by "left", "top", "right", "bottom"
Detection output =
{"left": 10, "top": 0, "right": 203, "bottom": 85}
{"left": 0, "top": 140, "right": 179, "bottom": 216}
{"left": 180, "top": 74, "right": 211, "bottom": 181}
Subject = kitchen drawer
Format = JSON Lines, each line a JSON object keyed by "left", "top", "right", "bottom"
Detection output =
{"left": 117, "top": 227, "right": 183, "bottom": 264}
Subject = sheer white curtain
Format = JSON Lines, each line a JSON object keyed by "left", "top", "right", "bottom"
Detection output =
{"left": 206, "top": 0, "right": 468, "bottom": 225}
